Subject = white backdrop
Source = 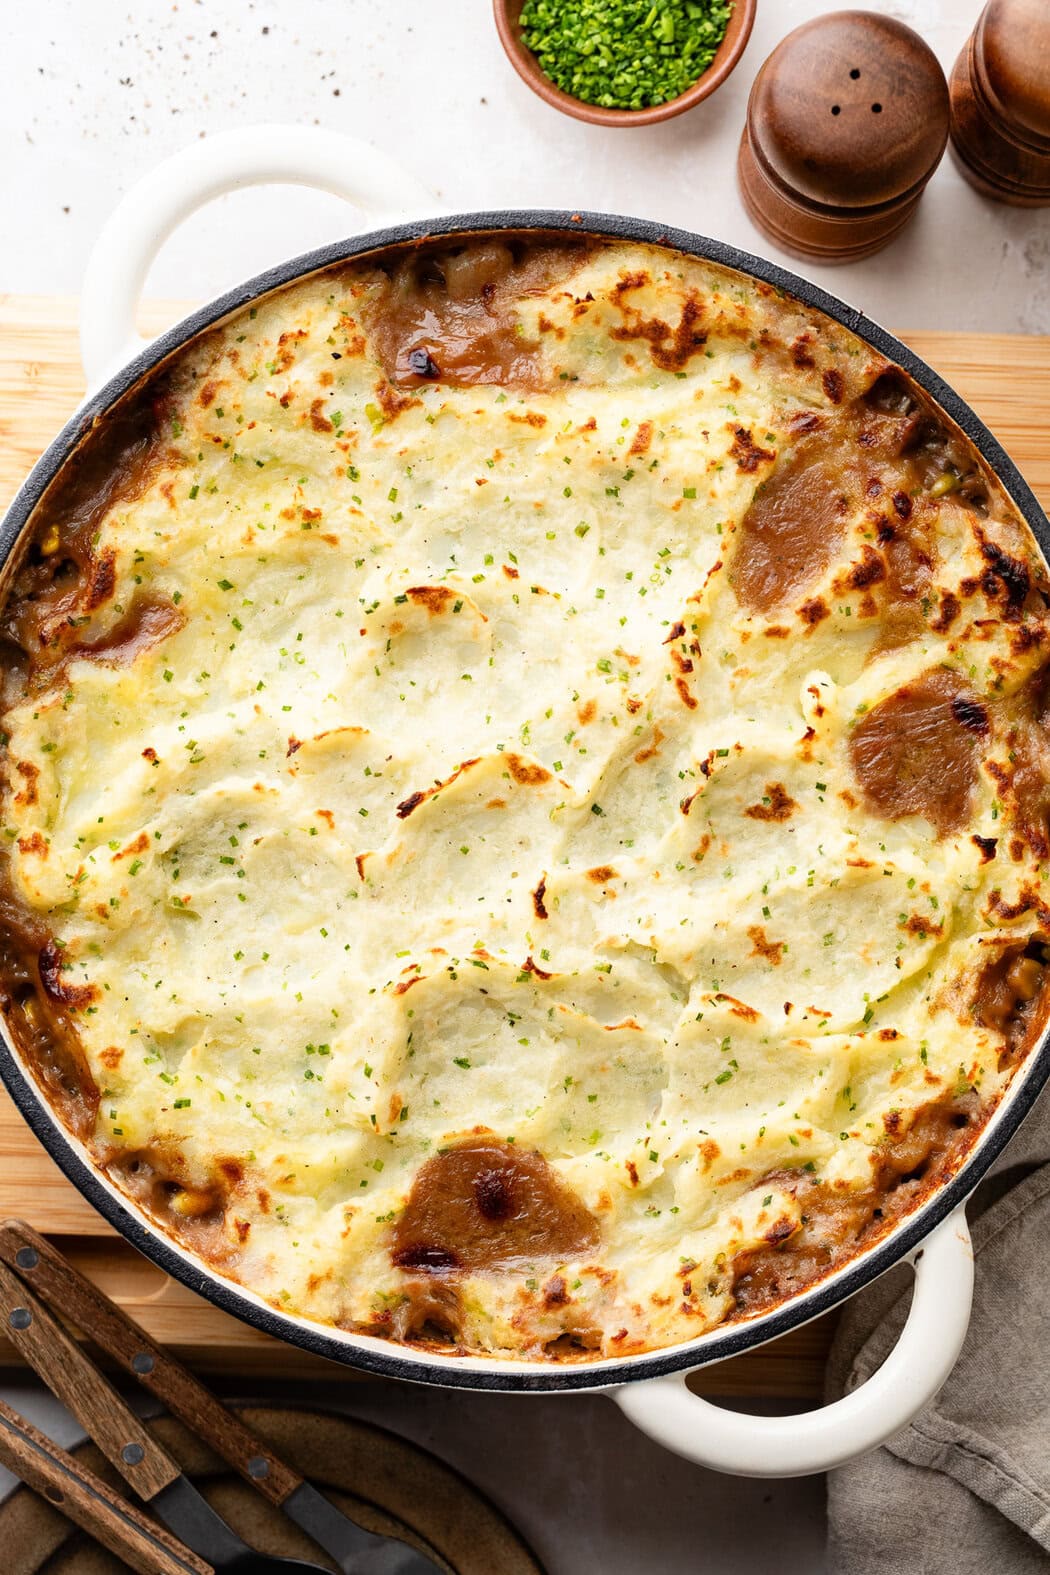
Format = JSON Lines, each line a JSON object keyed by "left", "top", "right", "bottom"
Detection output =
{"left": 3, "top": 0, "right": 1049, "bottom": 332}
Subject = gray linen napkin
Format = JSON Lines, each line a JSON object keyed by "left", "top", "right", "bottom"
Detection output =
{"left": 825, "top": 1089, "right": 1050, "bottom": 1574}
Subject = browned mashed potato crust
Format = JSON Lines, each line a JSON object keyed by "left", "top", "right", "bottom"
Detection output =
{"left": 0, "top": 233, "right": 1048, "bottom": 1362}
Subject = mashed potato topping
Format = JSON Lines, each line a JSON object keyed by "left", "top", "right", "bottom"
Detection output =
{"left": 2, "top": 236, "right": 1048, "bottom": 1359}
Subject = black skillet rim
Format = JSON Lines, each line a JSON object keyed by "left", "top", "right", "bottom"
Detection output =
{"left": 0, "top": 209, "right": 1047, "bottom": 1394}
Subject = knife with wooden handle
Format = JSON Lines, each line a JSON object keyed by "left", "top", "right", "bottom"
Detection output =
{"left": 0, "top": 1221, "right": 442, "bottom": 1574}
{"left": 0, "top": 1255, "right": 282, "bottom": 1568}
{"left": 0, "top": 1397, "right": 211, "bottom": 1575}
{"left": 0, "top": 1253, "right": 370, "bottom": 1573}
{"left": 0, "top": 1221, "right": 298, "bottom": 1502}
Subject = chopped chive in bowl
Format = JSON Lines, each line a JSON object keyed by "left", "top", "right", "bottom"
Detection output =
{"left": 517, "top": 0, "right": 734, "bottom": 112}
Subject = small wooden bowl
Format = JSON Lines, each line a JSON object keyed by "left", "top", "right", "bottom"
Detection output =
{"left": 494, "top": 0, "right": 757, "bottom": 127}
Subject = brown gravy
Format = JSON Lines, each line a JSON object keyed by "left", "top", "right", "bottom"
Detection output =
{"left": 0, "top": 378, "right": 176, "bottom": 1140}
{"left": 1005, "top": 664, "right": 1050, "bottom": 860}
{"left": 732, "top": 1092, "right": 979, "bottom": 1318}
{"left": 0, "top": 878, "right": 98, "bottom": 1138}
{"left": 65, "top": 596, "right": 185, "bottom": 670}
{"left": 391, "top": 1136, "right": 600, "bottom": 1273}
{"left": 972, "top": 938, "right": 1050, "bottom": 1059}
{"left": 106, "top": 1144, "right": 234, "bottom": 1261}
{"left": 731, "top": 441, "right": 853, "bottom": 614}
{"left": 731, "top": 365, "right": 1048, "bottom": 641}
{"left": 849, "top": 668, "right": 988, "bottom": 836}
{"left": 364, "top": 240, "right": 590, "bottom": 392}
{"left": 3, "top": 382, "right": 171, "bottom": 676}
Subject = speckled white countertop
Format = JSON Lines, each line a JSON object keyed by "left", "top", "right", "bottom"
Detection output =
{"left": 2, "top": 0, "right": 1049, "bottom": 332}
{"left": 1, "top": 3, "right": 1048, "bottom": 1571}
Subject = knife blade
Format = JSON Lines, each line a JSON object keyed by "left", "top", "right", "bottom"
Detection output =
{"left": 282, "top": 1479, "right": 446, "bottom": 1574}
{"left": 148, "top": 1475, "right": 263, "bottom": 1568}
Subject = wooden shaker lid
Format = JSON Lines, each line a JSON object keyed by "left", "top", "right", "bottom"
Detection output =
{"left": 950, "top": 0, "right": 1050, "bottom": 204}
{"left": 738, "top": 10, "right": 950, "bottom": 262}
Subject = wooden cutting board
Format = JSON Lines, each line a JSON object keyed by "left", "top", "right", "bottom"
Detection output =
{"left": 0, "top": 296, "right": 1047, "bottom": 1397}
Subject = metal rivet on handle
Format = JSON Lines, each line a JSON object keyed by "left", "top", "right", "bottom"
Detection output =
{"left": 8, "top": 1308, "right": 31, "bottom": 1330}
{"left": 122, "top": 1443, "right": 145, "bottom": 1466}
{"left": 14, "top": 1248, "right": 38, "bottom": 1271}
{"left": 247, "top": 1456, "right": 270, "bottom": 1479}
{"left": 131, "top": 1352, "right": 155, "bottom": 1375}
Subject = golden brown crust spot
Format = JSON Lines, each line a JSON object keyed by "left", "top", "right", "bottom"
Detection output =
{"left": 392, "top": 974, "right": 423, "bottom": 997}
{"left": 791, "top": 334, "right": 816, "bottom": 369}
{"left": 608, "top": 273, "right": 708, "bottom": 372}
{"left": 112, "top": 831, "right": 150, "bottom": 861}
{"left": 84, "top": 550, "right": 118, "bottom": 611}
{"left": 13, "top": 762, "right": 39, "bottom": 808}
{"left": 747, "top": 926, "right": 786, "bottom": 965}
{"left": 728, "top": 427, "right": 775, "bottom": 474}
{"left": 374, "top": 379, "right": 421, "bottom": 424}
{"left": 628, "top": 421, "right": 654, "bottom": 457}
{"left": 930, "top": 591, "right": 961, "bottom": 632}
{"left": 406, "top": 585, "right": 454, "bottom": 615}
{"left": 714, "top": 993, "right": 760, "bottom": 1022}
{"left": 396, "top": 758, "right": 481, "bottom": 820}
{"left": 507, "top": 410, "right": 547, "bottom": 428}
{"left": 309, "top": 398, "right": 334, "bottom": 434}
{"left": 822, "top": 368, "right": 845, "bottom": 404}
{"left": 633, "top": 726, "right": 664, "bottom": 764}
{"left": 744, "top": 782, "right": 797, "bottom": 823}
{"left": 38, "top": 940, "right": 98, "bottom": 1010}
{"left": 984, "top": 883, "right": 1050, "bottom": 928}
{"left": 506, "top": 754, "right": 551, "bottom": 786}
{"left": 900, "top": 912, "right": 945, "bottom": 940}
{"left": 798, "top": 596, "right": 830, "bottom": 626}
{"left": 835, "top": 544, "right": 886, "bottom": 594}
{"left": 674, "top": 677, "right": 698, "bottom": 710}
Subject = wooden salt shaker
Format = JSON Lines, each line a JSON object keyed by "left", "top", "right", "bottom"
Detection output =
{"left": 950, "top": 0, "right": 1050, "bottom": 206}
{"left": 738, "top": 10, "right": 951, "bottom": 263}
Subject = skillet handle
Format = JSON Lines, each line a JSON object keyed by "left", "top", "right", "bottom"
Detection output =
{"left": 614, "top": 1204, "right": 974, "bottom": 1478}
{"left": 80, "top": 123, "right": 436, "bottom": 393}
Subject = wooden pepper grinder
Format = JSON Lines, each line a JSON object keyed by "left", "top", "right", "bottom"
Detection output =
{"left": 738, "top": 11, "right": 951, "bottom": 263}
{"left": 950, "top": 0, "right": 1050, "bottom": 205}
